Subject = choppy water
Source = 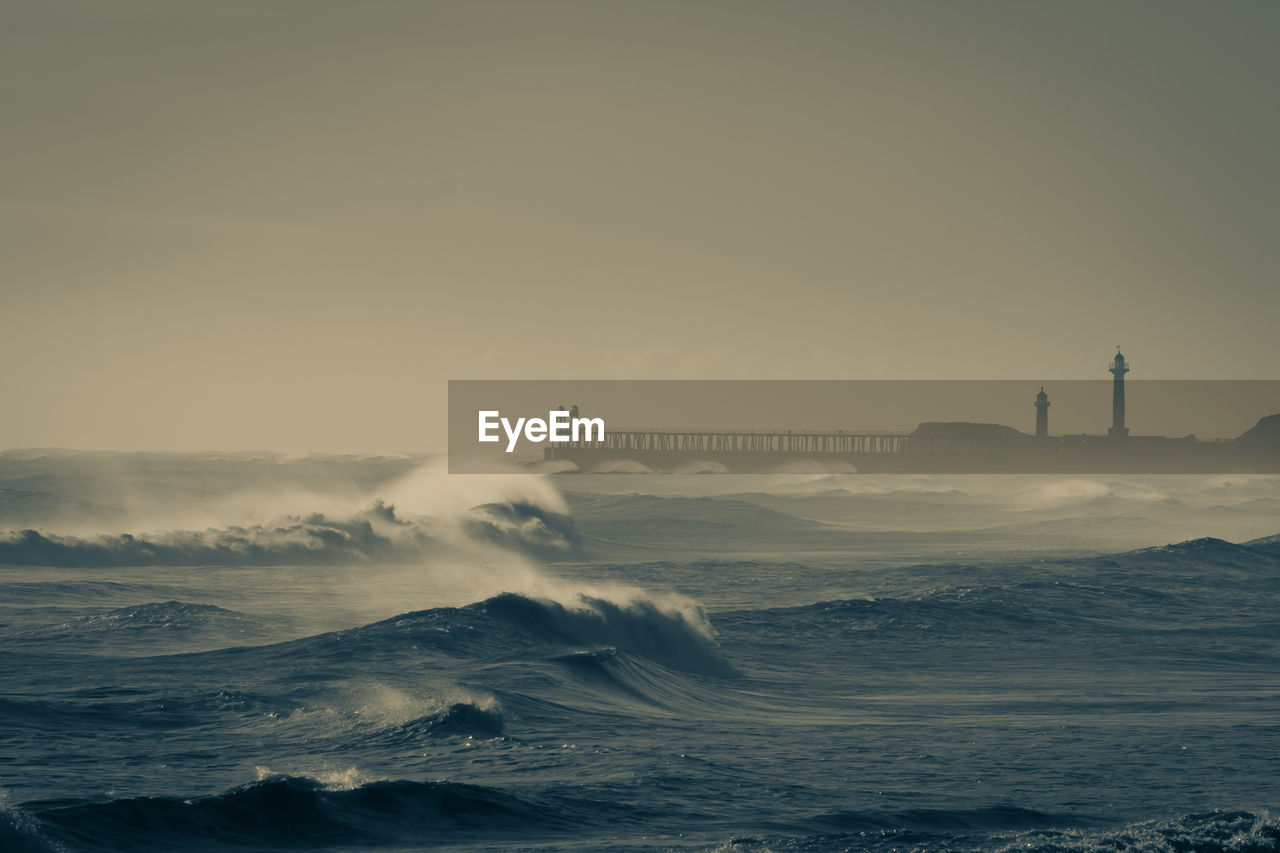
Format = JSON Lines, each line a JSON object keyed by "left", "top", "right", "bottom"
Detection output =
{"left": 1, "top": 458, "right": 1278, "bottom": 851}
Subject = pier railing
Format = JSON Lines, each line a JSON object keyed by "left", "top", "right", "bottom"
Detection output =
{"left": 559, "top": 428, "right": 920, "bottom": 454}
{"left": 549, "top": 427, "right": 1038, "bottom": 455}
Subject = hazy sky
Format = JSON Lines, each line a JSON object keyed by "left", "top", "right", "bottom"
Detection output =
{"left": 4, "top": 1, "right": 1278, "bottom": 452}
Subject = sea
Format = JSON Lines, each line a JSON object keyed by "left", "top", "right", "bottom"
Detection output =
{"left": 1, "top": 452, "right": 1277, "bottom": 851}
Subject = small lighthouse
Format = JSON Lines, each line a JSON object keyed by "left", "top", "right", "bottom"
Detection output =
{"left": 1108, "top": 349, "right": 1130, "bottom": 437}
{"left": 1034, "top": 387, "right": 1050, "bottom": 438}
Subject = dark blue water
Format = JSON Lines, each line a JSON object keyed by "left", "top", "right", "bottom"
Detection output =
{"left": 2, "top": 467, "right": 1279, "bottom": 851}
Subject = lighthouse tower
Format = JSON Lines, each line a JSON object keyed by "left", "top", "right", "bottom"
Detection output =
{"left": 1108, "top": 349, "right": 1130, "bottom": 437}
{"left": 1034, "top": 387, "right": 1050, "bottom": 438}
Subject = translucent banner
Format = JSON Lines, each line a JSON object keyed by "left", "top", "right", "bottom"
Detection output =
{"left": 448, "top": 379, "right": 1280, "bottom": 474}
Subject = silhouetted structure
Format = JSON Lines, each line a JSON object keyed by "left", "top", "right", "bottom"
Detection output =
{"left": 541, "top": 347, "right": 1280, "bottom": 472}
{"left": 1108, "top": 350, "right": 1130, "bottom": 437}
{"left": 1034, "top": 387, "right": 1050, "bottom": 438}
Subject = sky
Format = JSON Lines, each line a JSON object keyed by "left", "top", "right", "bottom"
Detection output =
{"left": 3, "top": 1, "right": 1279, "bottom": 452}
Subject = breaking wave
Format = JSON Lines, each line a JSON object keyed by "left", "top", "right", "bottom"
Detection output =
{"left": 0, "top": 499, "right": 577, "bottom": 567}
{"left": 472, "top": 591, "right": 736, "bottom": 677}
{"left": 343, "top": 700, "right": 506, "bottom": 746}
{"left": 269, "top": 589, "right": 736, "bottom": 679}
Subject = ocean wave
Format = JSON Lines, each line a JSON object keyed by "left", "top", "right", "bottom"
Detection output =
{"left": 0, "top": 804, "right": 59, "bottom": 853}
{"left": 0, "top": 601, "right": 273, "bottom": 655}
{"left": 0, "top": 497, "right": 578, "bottom": 567}
{"left": 0, "top": 580, "right": 182, "bottom": 603}
{"left": 473, "top": 591, "right": 736, "bottom": 677}
{"left": 26, "top": 775, "right": 582, "bottom": 850}
{"left": 63, "top": 600, "right": 259, "bottom": 634}
{"left": 0, "top": 502, "right": 425, "bottom": 567}
{"left": 732, "top": 593, "right": 1064, "bottom": 643}
{"left": 196, "top": 589, "right": 735, "bottom": 693}
{"left": 0, "top": 695, "right": 192, "bottom": 732}
{"left": 538, "top": 646, "right": 741, "bottom": 716}
{"left": 1124, "top": 536, "right": 1280, "bottom": 569}
{"left": 462, "top": 500, "right": 579, "bottom": 557}
{"left": 724, "top": 540, "right": 1280, "bottom": 643}
{"left": 344, "top": 700, "right": 506, "bottom": 746}
{"left": 0, "top": 688, "right": 291, "bottom": 733}
{"left": 710, "top": 808, "right": 1278, "bottom": 852}
{"left": 407, "top": 700, "right": 505, "bottom": 737}
{"left": 805, "top": 804, "right": 1083, "bottom": 834}
{"left": 988, "top": 808, "right": 1280, "bottom": 853}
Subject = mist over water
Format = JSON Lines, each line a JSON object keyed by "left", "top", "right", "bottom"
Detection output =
{"left": 1, "top": 452, "right": 1278, "bottom": 851}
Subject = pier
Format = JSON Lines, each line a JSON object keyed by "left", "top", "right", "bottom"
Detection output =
{"left": 547, "top": 428, "right": 1029, "bottom": 456}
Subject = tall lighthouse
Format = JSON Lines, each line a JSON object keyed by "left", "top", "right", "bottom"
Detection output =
{"left": 1034, "top": 387, "right": 1050, "bottom": 438}
{"left": 1108, "top": 349, "right": 1130, "bottom": 437}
